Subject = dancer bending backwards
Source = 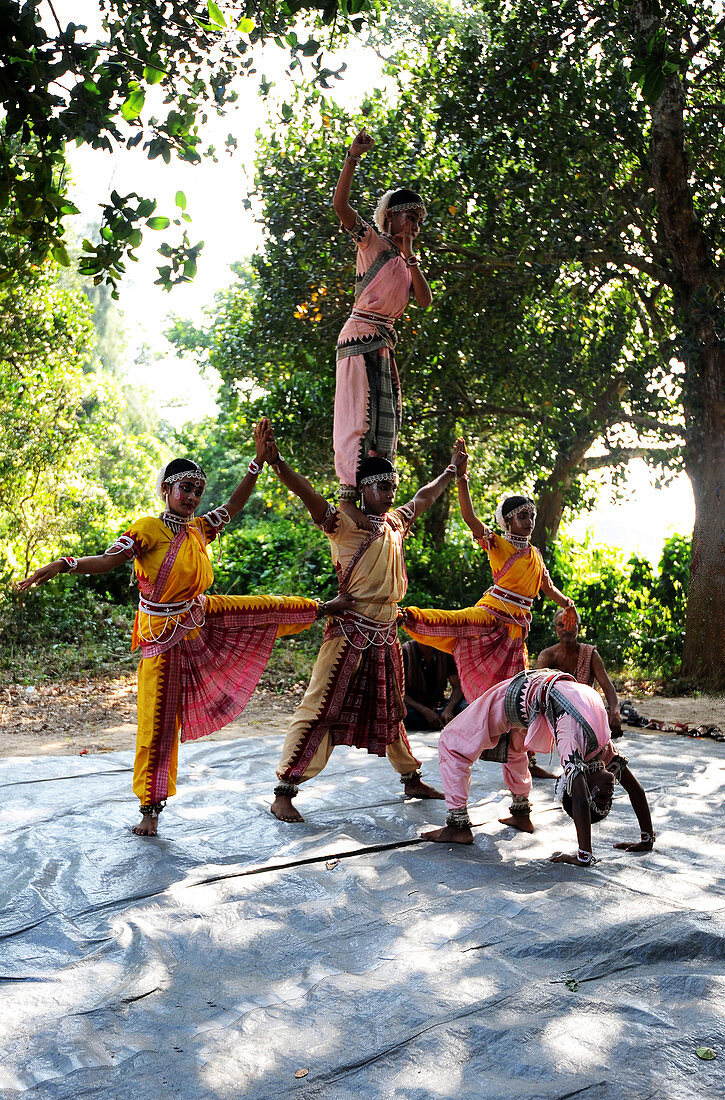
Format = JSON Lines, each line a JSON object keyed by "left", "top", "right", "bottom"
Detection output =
{"left": 423, "top": 669, "right": 655, "bottom": 866}
{"left": 19, "top": 424, "right": 347, "bottom": 836}
{"left": 333, "top": 127, "right": 431, "bottom": 520}
{"left": 266, "top": 427, "right": 468, "bottom": 823}
{"left": 537, "top": 608, "right": 622, "bottom": 737}
{"left": 404, "top": 446, "right": 574, "bottom": 704}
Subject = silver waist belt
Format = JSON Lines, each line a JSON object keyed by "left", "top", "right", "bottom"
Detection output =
{"left": 138, "top": 597, "right": 196, "bottom": 617}
{"left": 489, "top": 585, "right": 534, "bottom": 610}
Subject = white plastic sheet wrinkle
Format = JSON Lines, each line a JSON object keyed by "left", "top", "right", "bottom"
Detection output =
{"left": 0, "top": 730, "right": 724, "bottom": 1098}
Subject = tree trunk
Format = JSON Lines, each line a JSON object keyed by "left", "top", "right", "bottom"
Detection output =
{"left": 532, "top": 378, "right": 628, "bottom": 553}
{"left": 681, "top": 344, "right": 725, "bottom": 686}
{"left": 644, "top": 58, "right": 725, "bottom": 684}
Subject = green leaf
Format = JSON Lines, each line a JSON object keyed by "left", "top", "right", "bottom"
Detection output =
{"left": 237, "top": 17, "right": 254, "bottom": 33}
{"left": 696, "top": 1048, "right": 716, "bottom": 1061}
{"left": 143, "top": 65, "right": 165, "bottom": 85}
{"left": 52, "top": 243, "right": 70, "bottom": 267}
{"left": 208, "top": 2, "right": 226, "bottom": 27}
{"left": 120, "top": 89, "right": 145, "bottom": 121}
{"left": 565, "top": 979, "right": 579, "bottom": 991}
{"left": 175, "top": 190, "right": 187, "bottom": 210}
{"left": 146, "top": 216, "right": 170, "bottom": 230}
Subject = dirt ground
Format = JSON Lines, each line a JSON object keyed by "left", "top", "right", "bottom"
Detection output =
{"left": 0, "top": 674, "right": 723, "bottom": 757}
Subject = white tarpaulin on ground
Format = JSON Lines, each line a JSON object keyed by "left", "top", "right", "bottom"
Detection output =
{"left": 1, "top": 728, "right": 723, "bottom": 1098}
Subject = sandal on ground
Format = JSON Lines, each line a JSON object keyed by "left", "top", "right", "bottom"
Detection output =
{"left": 707, "top": 726, "right": 725, "bottom": 742}
{"left": 688, "top": 725, "right": 708, "bottom": 738}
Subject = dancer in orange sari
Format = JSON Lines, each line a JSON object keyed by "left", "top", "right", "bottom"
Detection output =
{"left": 19, "top": 424, "right": 348, "bottom": 835}
{"left": 404, "top": 441, "right": 575, "bottom": 711}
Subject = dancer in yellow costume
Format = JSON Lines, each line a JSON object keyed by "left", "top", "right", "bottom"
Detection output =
{"left": 19, "top": 423, "right": 350, "bottom": 836}
{"left": 404, "top": 441, "right": 575, "bottom": 705}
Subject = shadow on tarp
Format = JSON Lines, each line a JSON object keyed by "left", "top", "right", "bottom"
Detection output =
{"left": 0, "top": 729, "right": 724, "bottom": 1098}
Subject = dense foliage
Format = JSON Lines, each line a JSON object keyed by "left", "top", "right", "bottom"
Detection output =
{"left": 0, "top": 0, "right": 373, "bottom": 293}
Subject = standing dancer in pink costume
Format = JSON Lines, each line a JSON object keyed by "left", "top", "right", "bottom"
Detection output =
{"left": 333, "top": 128, "right": 432, "bottom": 523}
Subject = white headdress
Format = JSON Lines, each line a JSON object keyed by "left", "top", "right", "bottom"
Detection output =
{"left": 373, "top": 189, "right": 396, "bottom": 232}
{"left": 373, "top": 188, "right": 427, "bottom": 232}
{"left": 155, "top": 461, "right": 206, "bottom": 502}
{"left": 495, "top": 496, "right": 536, "bottom": 530}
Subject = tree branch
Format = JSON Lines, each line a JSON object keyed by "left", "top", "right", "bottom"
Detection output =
{"left": 580, "top": 444, "right": 681, "bottom": 472}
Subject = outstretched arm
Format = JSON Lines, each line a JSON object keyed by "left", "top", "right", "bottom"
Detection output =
{"left": 263, "top": 422, "right": 330, "bottom": 526}
{"left": 455, "top": 446, "right": 492, "bottom": 542}
{"left": 540, "top": 571, "right": 574, "bottom": 609}
{"left": 411, "top": 438, "right": 468, "bottom": 518}
{"left": 591, "top": 649, "right": 622, "bottom": 736}
{"left": 18, "top": 551, "right": 124, "bottom": 591}
{"left": 549, "top": 773, "right": 594, "bottom": 867}
{"left": 333, "top": 129, "right": 374, "bottom": 231}
{"left": 612, "top": 766, "right": 655, "bottom": 851}
{"left": 220, "top": 421, "right": 274, "bottom": 520}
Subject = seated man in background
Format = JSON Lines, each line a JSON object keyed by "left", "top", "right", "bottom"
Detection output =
{"left": 537, "top": 608, "right": 622, "bottom": 738}
{"left": 402, "top": 640, "right": 465, "bottom": 730}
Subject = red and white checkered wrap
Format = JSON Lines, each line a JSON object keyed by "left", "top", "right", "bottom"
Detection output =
{"left": 145, "top": 595, "right": 317, "bottom": 744}
{"left": 403, "top": 608, "right": 526, "bottom": 702}
{"left": 453, "top": 629, "right": 526, "bottom": 702}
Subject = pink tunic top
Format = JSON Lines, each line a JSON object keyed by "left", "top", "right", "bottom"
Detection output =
{"left": 336, "top": 218, "right": 412, "bottom": 356}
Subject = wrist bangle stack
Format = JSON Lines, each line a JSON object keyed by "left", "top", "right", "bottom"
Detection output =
{"left": 345, "top": 152, "right": 361, "bottom": 166}
{"left": 60, "top": 556, "right": 79, "bottom": 573}
{"left": 248, "top": 459, "right": 262, "bottom": 476}
{"left": 406, "top": 256, "right": 420, "bottom": 267}
{"left": 444, "top": 464, "right": 457, "bottom": 476}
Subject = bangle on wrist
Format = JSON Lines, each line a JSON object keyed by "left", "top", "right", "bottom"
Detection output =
{"left": 457, "top": 472, "right": 470, "bottom": 483}
{"left": 60, "top": 556, "right": 78, "bottom": 573}
{"left": 346, "top": 151, "right": 361, "bottom": 165}
{"left": 248, "top": 459, "right": 263, "bottom": 476}
{"left": 406, "top": 256, "right": 420, "bottom": 267}
{"left": 444, "top": 464, "right": 457, "bottom": 476}
{"left": 271, "top": 455, "right": 284, "bottom": 472}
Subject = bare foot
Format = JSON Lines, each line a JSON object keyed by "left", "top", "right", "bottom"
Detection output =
{"left": 271, "top": 794, "right": 305, "bottom": 822}
{"left": 529, "top": 763, "right": 558, "bottom": 780}
{"left": 422, "top": 825, "right": 474, "bottom": 845}
{"left": 132, "top": 815, "right": 158, "bottom": 837}
{"left": 499, "top": 814, "right": 535, "bottom": 833}
{"left": 404, "top": 777, "right": 445, "bottom": 800}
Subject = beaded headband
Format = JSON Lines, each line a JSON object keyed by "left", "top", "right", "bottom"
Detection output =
{"left": 358, "top": 471, "right": 400, "bottom": 488}
{"left": 495, "top": 498, "right": 536, "bottom": 530}
{"left": 156, "top": 463, "right": 206, "bottom": 501}
{"left": 373, "top": 189, "right": 427, "bottom": 232}
{"left": 555, "top": 766, "right": 613, "bottom": 821}
{"left": 388, "top": 200, "right": 427, "bottom": 218}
